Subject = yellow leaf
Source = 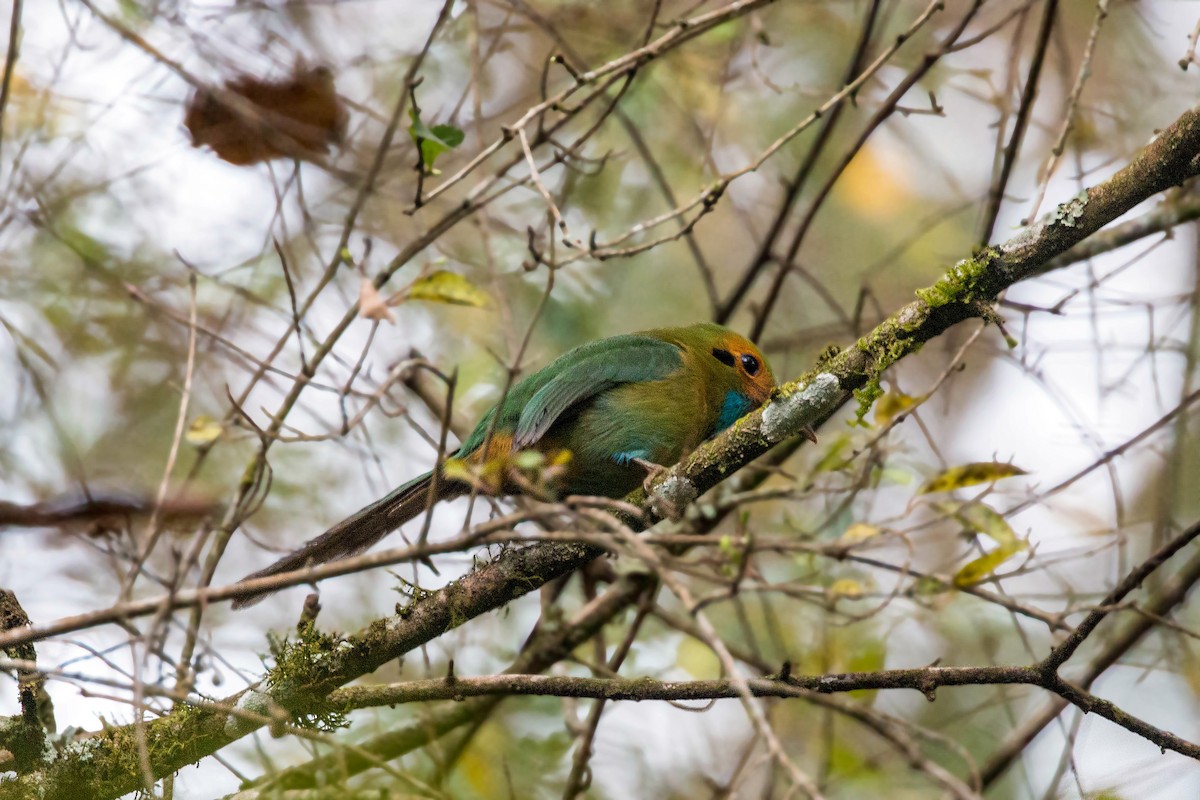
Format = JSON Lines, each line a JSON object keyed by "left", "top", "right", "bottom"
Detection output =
{"left": 835, "top": 143, "right": 913, "bottom": 219}
{"left": 874, "top": 391, "right": 923, "bottom": 425}
{"left": 478, "top": 454, "right": 506, "bottom": 491}
{"left": 841, "top": 523, "right": 881, "bottom": 544}
{"left": 407, "top": 270, "right": 489, "bottom": 308}
{"left": 919, "top": 461, "right": 1028, "bottom": 495}
{"left": 936, "top": 500, "right": 1018, "bottom": 547}
{"left": 953, "top": 541, "right": 1028, "bottom": 587}
{"left": 358, "top": 278, "right": 395, "bottom": 323}
{"left": 457, "top": 724, "right": 505, "bottom": 796}
{"left": 441, "top": 458, "right": 473, "bottom": 483}
{"left": 811, "top": 432, "right": 851, "bottom": 473}
{"left": 185, "top": 415, "right": 223, "bottom": 446}
{"left": 829, "top": 578, "right": 864, "bottom": 599}
{"left": 676, "top": 637, "right": 721, "bottom": 678}
{"left": 512, "top": 450, "right": 545, "bottom": 470}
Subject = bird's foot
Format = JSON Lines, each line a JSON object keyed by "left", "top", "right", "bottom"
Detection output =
{"left": 631, "top": 457, "right": 669, "bottom": 493}
{"left": 800, "top": 425, "right": 818, "bottom": 444}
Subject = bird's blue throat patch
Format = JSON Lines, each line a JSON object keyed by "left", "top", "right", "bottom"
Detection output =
{"left": 715, "top": 390, "right": 754, "bottom": 436}
{"left": 612, "top": 392, "right": 753, "bottom": 465}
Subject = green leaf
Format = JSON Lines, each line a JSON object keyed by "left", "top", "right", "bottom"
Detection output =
{"left": 407, "top": 270, "right": 489, "bottom": 308}
{"left": 918, "top": 461, "right": 1027, "bottom": 494}
{"left": 913, "top": 575, "right": 949, "bottom": 596}
{"left": 876, "top": 466, "right": 913, "bottom": 485}
{"left": 408, "top": 109, "right": 464, "bottom": 175}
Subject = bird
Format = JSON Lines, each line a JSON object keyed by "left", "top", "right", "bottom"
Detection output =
{"left": 232, "top": 322, "right": 775, "bottom": 607}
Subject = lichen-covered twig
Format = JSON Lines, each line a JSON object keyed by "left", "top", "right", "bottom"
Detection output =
{"left": 638, "top": 102, "right": 1200, "bottom": 521}
{"left": 0, "top": 590, "right": 52, "bottom": 772}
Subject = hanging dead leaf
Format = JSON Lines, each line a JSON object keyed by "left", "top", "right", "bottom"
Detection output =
{"left": 953, "top": 540, "right": 1028, "bottom": 587}
{"left": 918, "top": 462, "right": 1027, "bottom": 495}
{"left": 406, "top": 270, "right": 489, "bottom": 308}
{"left": 936, "top": 500, "right": 1020, "bottom": 547}
{"left": 359, "top": 278, "right": 396, "bottom": 323}
{"left": 184, "top": 65, "right": 347, "bottom": 166}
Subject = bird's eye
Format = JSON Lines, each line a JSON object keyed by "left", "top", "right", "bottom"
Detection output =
{"left": 712, "top": 348, "right": 735, "bottom": 367}
{"left": 740, "top": 353, "right": 760, "bottom": 376}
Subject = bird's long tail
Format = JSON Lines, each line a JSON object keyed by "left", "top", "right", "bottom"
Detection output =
{"left": 232, "top": 470, "right": 461, "bottom": 608}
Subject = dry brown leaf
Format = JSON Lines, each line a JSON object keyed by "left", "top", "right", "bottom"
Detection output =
{"left": 359, "top": 278, "right": 396, "bottom": 323}
{"left": 184, "top": 65, "right": 348, "bottom": 166}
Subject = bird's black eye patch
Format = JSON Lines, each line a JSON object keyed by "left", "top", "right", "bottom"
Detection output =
{"left": 712, "top": 348, "right": 736, "bottom": 367}
{"left": 741, "top": 353, "right": 760, "bottom": 376}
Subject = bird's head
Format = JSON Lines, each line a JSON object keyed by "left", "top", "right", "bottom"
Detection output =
{"left": 701, "top": 326, "right": 775, "bottom": 407}
{"left": 652, "top": 323, "right": 776, "bottom": 435}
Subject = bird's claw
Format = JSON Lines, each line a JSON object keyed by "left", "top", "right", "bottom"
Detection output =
{"left": 800, "top": 425, "right": 818, "bottom": 444}
{"left": 631, "top": 457, "right": 669, "bottom": 493}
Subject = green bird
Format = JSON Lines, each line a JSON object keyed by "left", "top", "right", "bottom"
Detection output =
{"left": 233, "top": 322, "right": 775, "bottom": 607}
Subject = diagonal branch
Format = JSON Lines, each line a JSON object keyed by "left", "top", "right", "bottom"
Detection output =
{"left": 320, "top": 665, "right": 1200, "bottom": 762}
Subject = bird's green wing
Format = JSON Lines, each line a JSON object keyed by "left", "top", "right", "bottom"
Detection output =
{"left": 511, "top": 335, "right": 683, "bottom": 448}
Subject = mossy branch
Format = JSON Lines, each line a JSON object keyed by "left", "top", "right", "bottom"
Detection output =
{"left": 0, "top": 542, "right": 602, "bottom": 800}
{"left": 638, "top": 103, "right": 1200, "bottom": 519}
{"left": 0, "top": 590, "right": 51, "bottom": 773}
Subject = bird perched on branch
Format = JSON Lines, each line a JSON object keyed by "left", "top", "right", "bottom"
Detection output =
{"left": 233, "top": 322, "right": 775, "bottom": 607}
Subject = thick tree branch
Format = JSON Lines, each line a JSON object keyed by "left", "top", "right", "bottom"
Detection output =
{"left": 321, "top": 665, "right": 1200, "bottom": 762}
{"left": 633, "top": 103, "right": 1200, "bottom": 522}
{"left": 981, "top": 546, "right": 1200, "bottom": 786}
{"left": 238, "top": 574, "right": 653, "bottom": 794}
{"left": 0, "top": 542, "right": 603, "bottom": 800}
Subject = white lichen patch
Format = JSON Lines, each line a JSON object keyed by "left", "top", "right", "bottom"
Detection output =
{"left": 650, "top": 474, "right": 698, "bottom": 520}
{"left": 226, "top": 689, "right": 272, "bottom": 737}
{"left": 761, "top": 373, "right": 842, "bottom": 443}
{"left": 1052, "top": 190, "right": 1089, "bottom": 228}
{"left": 46, "top": 729, "right": 104, "bottom": 764}
{"left": 897, "top": 304, "right": 922, "bottom": 327}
